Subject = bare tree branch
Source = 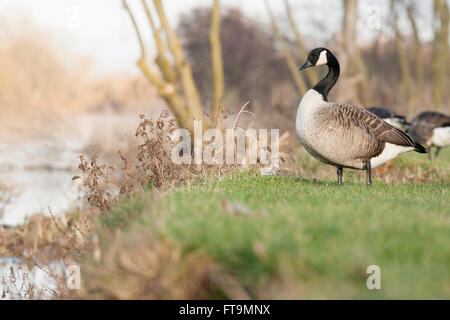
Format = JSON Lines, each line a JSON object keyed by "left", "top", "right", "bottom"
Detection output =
{"left": 153, "top": 0, "right": 205, "bottom": 125}
{"left": 264, "top": 0, "right": 307, "bottom": 96}
{"left": 122, "top": 0, "right": 189, "bottom": 129}
{"left": 283, "top": 0, "right": 318, "bottom": 85}
{"left": 141, "top": 0, "right": 176, "bottom": 83}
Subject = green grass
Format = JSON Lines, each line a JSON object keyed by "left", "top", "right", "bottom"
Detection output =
{"left": 89, "top": 148, "right": 450, "bottom": 299}
{"left": 99, "top": 195, "right": 147, "bottom": 229}
{"left": 116, "top": 172, "right": 449, "bottom": 299}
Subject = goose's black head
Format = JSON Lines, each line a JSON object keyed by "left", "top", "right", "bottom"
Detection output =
{"left": 299, "top": 48, "right": 333, "bottom": 70}
{"left": 299, "top": 48, "right": 340, "bottom": 101}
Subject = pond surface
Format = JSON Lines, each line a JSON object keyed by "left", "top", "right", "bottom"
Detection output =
{"left": 0, "top": 108, "right": 162, "bottom": 226}
{"left": 0, "top": 139, "right": 81, "bottom": 226}
{"left": 0, "top": 109, "right": 157, "bottom": 298}
{"left": 0, "top": 256, "right": 66, "bottom": 299}
{"left": 0, "top": 118, "right": 89, "bottom": 298}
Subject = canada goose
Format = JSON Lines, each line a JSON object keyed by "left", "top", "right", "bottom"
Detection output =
{"left": 366, "top": 106, "right": 410, "bottom": 130}
{"left": 296, "top": 48, "right": 427, "bottom": 186}
{"left": 407, "top": 111, "right": 450, "bottom": 160}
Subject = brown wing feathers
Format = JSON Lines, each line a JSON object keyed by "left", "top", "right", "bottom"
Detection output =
{"left": 335, "top": 104, "right": 427, "bottom": 153}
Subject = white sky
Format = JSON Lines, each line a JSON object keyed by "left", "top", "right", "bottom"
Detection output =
{"left": 0, "top": 0, "right": 434, "bottom": 76}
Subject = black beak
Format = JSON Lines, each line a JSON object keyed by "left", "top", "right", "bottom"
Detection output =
{"left": 299, "top": 59, "right": 313, "bottom": 71}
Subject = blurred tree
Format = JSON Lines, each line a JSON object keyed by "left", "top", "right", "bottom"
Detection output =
{"left": 264, "top": 0, "right": 308, "bottom": 96}
{"left": 123, "top": 0, "right": 225, "bottom": 133}
{"left": 210, "top": 0, "right": 225, "bottom": 128}
{"left": 405, "top": 1, "right": 424, "bottom": 109}
{"left": 178, "top": 7, "right": 291, "bottom": 111}
{"left": 338, "top": 0, "right": 371, "bottom": 105}
{"left": 431, "top": 0, "right": 449, "bottom": 109}
{"left": 390, "top": 0, "right": 415, "bottom": 109}
{"left": 282, "top": 0, "right": 319, "bottom": 86}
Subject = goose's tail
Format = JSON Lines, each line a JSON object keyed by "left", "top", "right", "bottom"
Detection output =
{"left": 413, "top": 142, "right": 427, "bottom": 154}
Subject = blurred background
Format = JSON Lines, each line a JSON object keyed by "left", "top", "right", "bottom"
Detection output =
{"left": 0, "top": 0, "right": 448, "bottom": 225}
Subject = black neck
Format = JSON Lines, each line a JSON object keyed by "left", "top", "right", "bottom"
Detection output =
{"left": 312, "top": 53, "right": 340, "bottom": 101}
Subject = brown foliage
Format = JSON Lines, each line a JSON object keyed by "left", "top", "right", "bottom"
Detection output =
{"left": 75, "top": 156, "right": 115, "bottom": 212}
{"left": 0, "top": 209, "right": 94, "bottom": 260}
{"left": 135, "top": 112, "right": 178, "bottom": 188}
{"left": 75, "top": 111, "right": 199, "bottom": 207}
{"left": 0, "top": 208, "right": 97, "bottom": 299}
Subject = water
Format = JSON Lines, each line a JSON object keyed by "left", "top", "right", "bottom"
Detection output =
{"left": 0, "top": 110, "right": 156, "bottom": 298}
{"left": 0, "top": 118, "right": 87, "bottom": 298}
{"left": 0, "top": 139, "right": 81, "bottom": 226}
{"left": 0, "top": 138, "right": 82, "bottom": 299}
{"left": 0, "top": 257, "right": 66, "bottom": 299}
{"left": 0, "top": 109, "right": 163, "bottom": 226}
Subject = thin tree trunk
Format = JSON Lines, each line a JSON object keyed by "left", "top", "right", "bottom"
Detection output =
{"left": 153, "top": 0, "right": 206, "bottom": 127}
{"left": 342, "top": 0, "right": 371, "bottom": 105}
{"left": 283, "top": 0, "right": 318, "bottom": 85}
{"left": 123, "top": 0, "right": 190, "bottom": 130}
{"left": 209, "top": 0, "right": 225, "bottom": 129}
{"left": 124, "top": 0, "right": 223, "bottom": 134}
{"left": 265, "top": 0, "right": 308, "bottom": 96}
{"left": 432, "top": 0, "right": 449, "bottom": 109}
{"left": 142, "top": 0, "right": 175, "bottom": 84}
{"left": 391, "top": 0, "right": 415, "bottom": 108}
{"left": 406, "top": 2, "right": 424, "bottom": 111}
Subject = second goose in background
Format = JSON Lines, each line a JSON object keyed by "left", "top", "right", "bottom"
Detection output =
{"left": 366, "top": 106, "right": 410, "bottom": 130}
{"left": 296, "top": 48, "right": 427, "bottom": 186}
{"left": 407, "top": 111, "right": 450, "bottom": 160}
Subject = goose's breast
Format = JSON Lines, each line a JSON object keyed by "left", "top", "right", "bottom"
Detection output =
{"left": 295, "top": 90, "right": 326, "bottom": 143}
{"left": 296, "top": 109, "right": 365, "bottom": 169}
{"left": 295, "top": 101, "right": 325, "bottom": 154}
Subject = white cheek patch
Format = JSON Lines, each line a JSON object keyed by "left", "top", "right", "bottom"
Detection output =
{"left": 316, "top": 50, "right": 328, "bottom": 66}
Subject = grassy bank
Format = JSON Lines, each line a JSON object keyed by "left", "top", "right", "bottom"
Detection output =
{"left": 80, "top": 150, "right": 450, "bottom": 299}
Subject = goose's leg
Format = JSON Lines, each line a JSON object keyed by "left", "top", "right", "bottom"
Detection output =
{"left": 366, "top": 162, "right": 372, "bottom": 186}
{"left": 337, "top": 167, "right": 343, "bottom": 187}
{"left": 428, "top": 147, "right": 432, "bottom": 160}
{"left": 435, "top": 147, "right": 441, "bottom": 160}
